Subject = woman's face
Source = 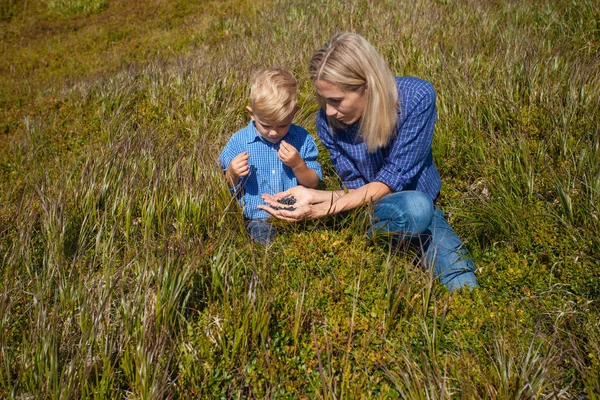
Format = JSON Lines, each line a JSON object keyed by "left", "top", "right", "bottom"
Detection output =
{"left": 314, "top": 79, "right": 366, "bottom": 125}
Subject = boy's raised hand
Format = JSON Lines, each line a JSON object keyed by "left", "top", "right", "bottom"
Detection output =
{"left": 226, "top": 152, "right": 250, "bottom": 185}
{"left": 277, "top": 140, "right": 303, "bottom": 169}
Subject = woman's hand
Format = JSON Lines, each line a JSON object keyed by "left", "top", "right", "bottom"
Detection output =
{"left": 266, "top": 185, "right": 316, "bottom": 204}
{"left": 258, "top": 186, "right": 323, "bottom": 221}
{"left": 258, "top": 202, "right": 312, "bottom": 221}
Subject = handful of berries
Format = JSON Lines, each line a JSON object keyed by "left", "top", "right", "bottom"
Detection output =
{"left": 269, "top": 196, "right": 297, "bottom": 211}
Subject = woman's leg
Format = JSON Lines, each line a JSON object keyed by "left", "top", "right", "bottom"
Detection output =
{"left": 421, "top": 208, "right": 479, "bottom": 291}
{"left": 246, "top": 219, "right": 277, "bottom": 246}
{"left": 369, "top": 191, "right": 478, "bottom": 291}
{"left": 369, "top": 191, "right": 434, "bottom": 239}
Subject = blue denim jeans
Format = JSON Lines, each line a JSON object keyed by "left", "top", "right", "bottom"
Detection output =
{"left": 246, "top": 219, "right": 277, "bottom": 246}
{"left": 369, "top": 191, "right": 479, "bottom": 292}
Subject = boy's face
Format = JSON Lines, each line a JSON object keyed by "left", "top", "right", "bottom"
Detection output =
{"left": 247, "top": 106, "right": 295, "bottom": 144}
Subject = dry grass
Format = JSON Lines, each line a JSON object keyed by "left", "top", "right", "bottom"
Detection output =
{"left": 1, "top": 0, "right": 599, "bottom": 397}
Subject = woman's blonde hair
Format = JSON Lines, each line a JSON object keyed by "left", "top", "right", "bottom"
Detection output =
{"left": 249, "top": 67, "right": 298, "bottom": 122}
{"left": 309, "top": 33, "right": 398, "bottom": 151}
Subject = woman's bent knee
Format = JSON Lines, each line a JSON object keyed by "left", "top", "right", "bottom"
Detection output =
{"left": 371, "top": 191, "right": 433, "bottom": 237}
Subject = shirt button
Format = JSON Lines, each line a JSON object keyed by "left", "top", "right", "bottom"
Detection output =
{"left": 272, "top": 170, "right": 276, "bottom": 174}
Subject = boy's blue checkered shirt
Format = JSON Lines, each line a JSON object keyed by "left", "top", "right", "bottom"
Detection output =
{"left": 220, "top": 121, "right": 322, "bottom": 220}
{"left": 316, "top": 76, "right": 442, "bottom": 200}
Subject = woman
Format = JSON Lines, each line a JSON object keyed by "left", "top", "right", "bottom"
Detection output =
{"left": 259, "top": 33, "right": 478, "bottom": 291}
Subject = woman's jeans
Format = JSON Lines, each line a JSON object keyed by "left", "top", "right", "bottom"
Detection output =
{"left": 369, "top": 191, "right": 479, "bottom": 292}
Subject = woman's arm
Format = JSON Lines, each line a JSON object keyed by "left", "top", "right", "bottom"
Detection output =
{"left": 320, "top": 181, "right": 391, "bottom": 214}
{"left": 259, "top": 181, "right": 392, "bottom": 221}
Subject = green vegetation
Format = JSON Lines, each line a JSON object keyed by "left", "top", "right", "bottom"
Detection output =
{"left": 1, "top": 0, "right": 599, "bottom": 397}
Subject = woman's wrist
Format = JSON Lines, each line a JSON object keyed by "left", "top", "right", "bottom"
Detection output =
{"left": 311, "top": 191, "right": 346, "bottom": 216}
{"left": 310, "top": 200, "right": 334, "bottom": 218}
{"left": 310, "top": 189, "right": 339, "bottom": 204}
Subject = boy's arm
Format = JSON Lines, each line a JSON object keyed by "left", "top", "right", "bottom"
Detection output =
{"left": 278, "top": 140, "right": 321, "bottom": 188}
{"left": 291, "top": 163, "right": 320, "bottom": 188}
{"left": 225, "top": 163, "right": 241, "bottom": 188}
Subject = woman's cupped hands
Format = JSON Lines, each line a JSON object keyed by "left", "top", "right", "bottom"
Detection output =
{"left": 258, "top": 186, "right": 320, "bottom": 221}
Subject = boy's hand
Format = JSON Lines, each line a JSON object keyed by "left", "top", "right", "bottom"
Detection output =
{"left": 278, "top": 140, "right": 303, "bottom": 169}
{"left": 227, "top": 152, "right": 250, "bottom": 184}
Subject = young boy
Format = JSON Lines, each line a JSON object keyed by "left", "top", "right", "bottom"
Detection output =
{"left": 219, "top": 67, "right": 322, "bottom": 245}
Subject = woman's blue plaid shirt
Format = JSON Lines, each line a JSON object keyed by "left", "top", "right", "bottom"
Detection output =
{"left": 316, "top": 76, "right": 442, "bottom": 200}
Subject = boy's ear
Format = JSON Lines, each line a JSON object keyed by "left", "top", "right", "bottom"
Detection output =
{"left": 246, "top": 106, "right": 254, "bottom": 120}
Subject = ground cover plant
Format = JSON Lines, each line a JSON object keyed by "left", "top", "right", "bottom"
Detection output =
{"left": 1, "top": 0, "right": 599, "bottom": 397}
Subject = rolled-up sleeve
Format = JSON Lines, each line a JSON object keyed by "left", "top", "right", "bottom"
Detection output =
{"left": 300, "top": 135, "right": 323, "bottom": 180}
{"left": 219, "top": 143, "right": 235, "bottom": 171}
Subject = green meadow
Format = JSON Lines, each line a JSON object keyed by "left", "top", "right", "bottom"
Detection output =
{"left": 1, "top": 0, "right": 599, "bottom": 397}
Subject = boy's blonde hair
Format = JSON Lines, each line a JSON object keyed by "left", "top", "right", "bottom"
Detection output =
{"left": 249, "top": 67, "right": 298, "bottom": 122}
{"left": 309, "top": 33, "right": 398, "bottom": 152}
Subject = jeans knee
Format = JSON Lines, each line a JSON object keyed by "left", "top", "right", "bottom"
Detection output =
{"left": 371, "top": 191, "right": 434, "bottom": 237}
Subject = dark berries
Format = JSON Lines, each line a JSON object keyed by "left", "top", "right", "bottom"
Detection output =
{"left": 270, "top": 196, "right": 296, "bottom": 211}
{"left": 277, "top": 196, "right": 296, "bottom": 205}
{"left": 270, "top": 205, "right": 296, "bottom": 211}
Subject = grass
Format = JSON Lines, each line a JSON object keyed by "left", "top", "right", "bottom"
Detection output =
{"left": 1, "top": 0, "right": 599, "bottom": 397}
